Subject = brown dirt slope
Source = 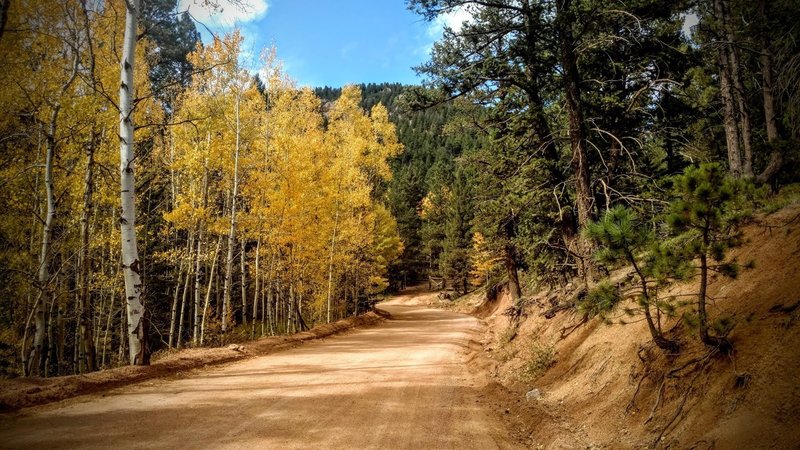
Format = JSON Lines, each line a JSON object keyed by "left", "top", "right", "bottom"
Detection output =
{"left": 457, "top": 202, "right": 800, "bottom": 449}
{"left": 0, "top": 312, "right": 384, "bottom": 412}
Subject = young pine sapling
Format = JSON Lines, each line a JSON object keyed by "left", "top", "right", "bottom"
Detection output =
{"left": 667, "top": 163, "right": 752, "bottom": 353}
{"left": 584, "top": 206, "right": 683, "bottom": 353}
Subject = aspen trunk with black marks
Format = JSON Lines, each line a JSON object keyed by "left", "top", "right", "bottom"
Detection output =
{"left": 756, "top": 0, "right": 782, "bottom": 184}
{"left": 28, "top": 126, "right": 56, "bottom": 377}
{"left": 118, "top": 303, "right": 126, "bottom": 363}
{"left": 78, "top": 131, "right": 98, "bottom": 372}
{"left": 555, "top": 0, "right": 595, "bottom": 283}
{"left": 168, "top": 260, "right": 184, "bottom": 349}
{"left": 222, "top": 94, "right": 241, "bottom": 333}
{"left": 177, "top": 249, "right": 192, "bottom": 349}
{"left": 27, "top": 44, "right": 80, "bottom": 375}
{"left": 251, "top": 238, "right": 260, "bottom": 338}
{"left": 44, "top": 297, "right": 57, "bottom": 376}
{"left": 21, "top": 133, "right": 43, "bottom": 376}
{"left": 326, "top": 204, "right": 339, "bottom": 323}
{"left": 262, "top": 276, "right": 268, "bottom": 336}
{"left": 714, "top": 0, "right": 743, "bottom": 177}
{"left": 193, "top": 236, "right": 202, "bottom": 345}
{"left": 200, "top": 236, "right": 222, "bottom": 345}
{"left": 193, "top": 165, "right": 209, "bottom": 345}
{"left": 353, "top": 274, "right": 360, "bottom": 317}
{"left": 101, "top": 280, "right": 115, "bottom": 367}
{"left": 240, "top": 238, "right": 248, "bottom": 326}
{"left": 119, "top": 0, "right": 147, "bottom": 365}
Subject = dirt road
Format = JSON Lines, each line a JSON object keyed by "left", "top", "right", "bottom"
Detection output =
{"left": 0, "top": 290, "right": 519, "bottom": 449}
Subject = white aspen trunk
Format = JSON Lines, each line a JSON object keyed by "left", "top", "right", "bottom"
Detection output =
{"left": 21, "top": 133, "right": 44, "bottom": 376}
{"left": 119, "top": 0, "right": 146, "bottom": 365}
{"left": 94, "top": 287, "right": 105, "bottom": 355}
{"left": 29, "top": 126, "right": 56, "bottom": 377}
{"left": 267, "top": 251, "right": 276, "bottom": 335}
{"left": 240, "top": 238, "right": 247, "bottom": 326}
{"left": 193, "top": 165, "right": 209, "bottom": 345}
{"left": 78, "top": 130, "right": 97, "bottom": 372}
{"left": 288, "top": 282, "right": 295, "bottom": 333}
{"left": 118, "top": 301, "right": 126, "bottom": 363}
{"left": 28, "top": 47, "right": 80, "bottom": 376}
{"left": 200, "top": 237, "right": 222, "bottom": 345}
{"left": 193, "top": 235, "right": 202, "bottom": 345}
{"left": 353, "top": 272, "right": 359, "bottom": 317}
{"left": 177, "top": 250, "right": 192, "bottom": 349}
{"left": 251, "top": 238, "right": 260, "bottom": 338}
{"left": 168, "top": 261, "right": 183, "bottom": 349}
{"left": 325, "top": 204, "right": 339, "bottom": 324}
{"left": 102, "top": 281, "right": 115, "bottom": 367}
{"left": 261, "top": 276, "right": 267, "bottom": 336}
{"left": 222, "top": 93, "right": 241, "bottom": 333}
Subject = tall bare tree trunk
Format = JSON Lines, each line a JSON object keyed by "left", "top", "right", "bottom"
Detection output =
{"left": 240, "top": 238, "right": 248, "bottom": 326}
{"left": 200, "top": 237, "right": 222, "bottom": 345}
{"left": 27, "top": 43, "right": 80, "bottom": 376}
{"left": 102, "top": 279, "right": 115, "bottom": 367}
{"left": 78, "top": 131, "right": 98, "bottom": 372}
{"left": 222, "top": 95, "right": 241, "bottom": 333}
{"left": 193, "top": 165, "right": 208, "bottom": 345}
{"left": 714, "top": 0, "right": 743, "bottom": 177}
{"left": 177, "top": 248, "right": 192, "bottom": 349}
{"left": 724, "top": 14, "right": 753, "bottom": 177}
{"left": 326, "top": 205, "right": 339, "bottom": 323}
{"left": 29, "top": 126, "right": 56, "bottom": 377}
{"left": 193, "top": 235, "right": 202, "bottom": 345}
{"left": 119, "top": 0, "right": 147, "bottom": 365}
{"left": 168, "top": 261, "right": 184, "bottom": 349}
{"left": 251, "top": 238, "right": 260, "bottom": 338}
{"left": 756, "top": 0, "right": 783, "bottom": 184}
{"left": 555, "top": 0, "right": 595, "bottom": 283}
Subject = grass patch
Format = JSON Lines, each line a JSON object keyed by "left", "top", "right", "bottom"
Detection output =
{"left": 506, "top": 336, "right": 556, "bottom": 382}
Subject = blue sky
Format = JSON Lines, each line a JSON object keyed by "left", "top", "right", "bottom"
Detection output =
{"left": 179, "top": 0, "right": 464, "bottom": 87}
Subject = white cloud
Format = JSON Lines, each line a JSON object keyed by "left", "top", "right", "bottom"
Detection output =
{"left": 179, "top": 0, "right": 268, "bottom": 29}
{"left": 420, "top": 5, "right": 475, "bottom": 57}
{"left": 427, "top": 5, "right": 473, "bottom": 38}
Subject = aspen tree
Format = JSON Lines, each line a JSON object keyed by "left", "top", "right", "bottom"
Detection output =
{"left": 119, "top": 0, "right": 147, "bottom": 365}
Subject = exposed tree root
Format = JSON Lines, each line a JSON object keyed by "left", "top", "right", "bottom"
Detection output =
{"left": 626, "top": 373, "right": 647, "bottom": 415}
{"left": 645, "top": 377, "right": 666, "bottom": 424}
{"left": 652, "top": 354, "right": 714, "bottom": 448}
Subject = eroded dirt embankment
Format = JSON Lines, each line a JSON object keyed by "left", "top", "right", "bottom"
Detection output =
{"left": 0, "top": 311, "right": 385, "bottom": 412}
{"left": 443, "top": 203, "right": 800, "bottom": 449}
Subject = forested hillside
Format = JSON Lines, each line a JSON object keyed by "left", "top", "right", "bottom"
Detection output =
{"left": 397, "top": 0, "right": 800, "bottom": 304}
{"left": 315, "top": 83, "right": 483, "bottom": 289}
{"left": 0, "top": 1, "right": 402, "bottom": 377}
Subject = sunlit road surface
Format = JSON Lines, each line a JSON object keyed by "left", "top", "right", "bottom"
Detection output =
{"left": 0, "top": 291, "right": 519, "bottom": 449}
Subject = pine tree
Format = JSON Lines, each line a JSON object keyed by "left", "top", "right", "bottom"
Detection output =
{"left": 667, "top": 163, "right": 751, "bottom": 352}
{"left": 439, "top": 169, "right": 474, "bottom": 295}
{"left": 584, "top": 206, "right": 681, "bottom": 352}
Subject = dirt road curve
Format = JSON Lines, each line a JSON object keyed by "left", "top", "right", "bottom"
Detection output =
{"left": 0, "top": 291, "right": 519, "bottom": 449}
